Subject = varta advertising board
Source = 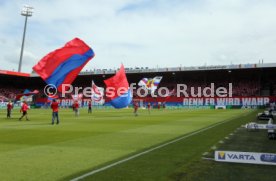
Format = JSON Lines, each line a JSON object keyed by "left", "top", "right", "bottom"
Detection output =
{"left": 215, "top": 151, "right": 276, "bottom": 165}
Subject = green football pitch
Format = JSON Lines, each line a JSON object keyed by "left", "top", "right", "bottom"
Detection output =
{"left": 0, "top": 108, "right": 254, "bottom": 180}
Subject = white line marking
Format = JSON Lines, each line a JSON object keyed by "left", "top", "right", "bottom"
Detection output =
{"left": 202, "top": 157, "right": 214, "bottom": 161}
{"left": 71, "top": 112, "right": 251, "bottom": 181}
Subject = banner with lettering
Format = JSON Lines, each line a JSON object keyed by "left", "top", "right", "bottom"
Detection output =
{"left": 137, "top": 96, "right": 276, "bottom": 106}
{"left": 35, "top": 96, "right": 276, "bottom": 107}
{"left": 215, "top": 151, "right": 276, "bottom": 165}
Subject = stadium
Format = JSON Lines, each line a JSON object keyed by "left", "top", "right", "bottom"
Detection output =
{"left": 1, "top": 1, "right": 276, "bottom": 181}
{"left": 1, "top": 62, "right": 276, "bottom": 181}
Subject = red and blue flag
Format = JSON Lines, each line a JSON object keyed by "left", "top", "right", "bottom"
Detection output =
{"left": 33, "top": 38, "right": 95, "bottom": 92}
{"left": 104, "top": 65, "right": 132, "bottom": 109}
{"left": 47, "top": 94, "right": 59, "bottom": 102}
{"left": 15, "top": 89, "right": 39, "bottom": 100}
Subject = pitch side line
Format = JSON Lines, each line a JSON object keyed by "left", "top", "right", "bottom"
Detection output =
{"left": 71, "top": 112, "right": 251, "bottom": 181}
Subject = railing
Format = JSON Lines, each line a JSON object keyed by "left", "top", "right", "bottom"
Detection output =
{"left": 29, "top": 63, "right": 276, "bottom": 77}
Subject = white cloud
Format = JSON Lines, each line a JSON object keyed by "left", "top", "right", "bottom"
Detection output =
{"left": 0, "top": 0, "right": 276, "bottom": 73}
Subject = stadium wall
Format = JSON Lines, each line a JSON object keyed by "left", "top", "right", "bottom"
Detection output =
{"left": 33, "top": 96, "right": 276, "bottom": 108}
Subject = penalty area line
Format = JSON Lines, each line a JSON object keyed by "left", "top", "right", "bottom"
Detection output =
{"left": 70, "top": 113, "right": 247, "bottom": 181}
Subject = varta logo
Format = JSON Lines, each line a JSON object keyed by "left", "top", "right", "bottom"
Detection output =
{"left": 227, "top": 154, "right": 256, "bottom": 160}
{"left": 218, "top": 152, "right": 225, "bottom": 160}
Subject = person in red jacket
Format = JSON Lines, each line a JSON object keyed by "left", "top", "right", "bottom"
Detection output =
{"left": 88, "top": 101, "right": 92, "bottom": 114}
{"left": 133, "top": 101, "right": 139, "bottom": 117}
{"left": 157, "top": 102, "right": 161, "bottom": 110}
{"left": 72, "top": 103, "right": 75, "bottom": 112}
{"left": 147, "top": 102, "right": 151, "bottom": 115}
{"left": 19, "top": 101, "right": 29, "bottom": 121}
{"left": 7, "top": 101, "right": 13, "bottom": 118}
{"left": 73, "top": 101, "right": 79, "bottom": 117}
{"left": 51, "top": 99, "right": 59, "bottom": 125}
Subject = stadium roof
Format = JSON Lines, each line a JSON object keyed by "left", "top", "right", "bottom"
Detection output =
{"left": 0, "top": 69, "right": 30, "bottom": 77}
{"left": 28, "top": 62, "right": 276, "bottom": 77}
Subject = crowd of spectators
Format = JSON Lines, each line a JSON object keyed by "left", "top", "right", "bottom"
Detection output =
{"left": 144, "top": 80, "right": 262, "bottom": 97}
{"left": 0, "top": 79, "right": 273, "bottom": 101}
{"left": 0, "top": 88, "right": 23, "bottom": 100}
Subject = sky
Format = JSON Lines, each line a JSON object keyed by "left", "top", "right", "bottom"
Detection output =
{"left": 0, "top": 0, "right": 276, "bottom": 73}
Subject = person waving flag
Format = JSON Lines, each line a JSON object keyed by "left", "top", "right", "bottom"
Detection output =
{"left": 138, "top": 76, "right": 162, "bottom": 93}
{"left": 104, "top": 65, "right": 132, "bottom": 109}
{"left": 33, "top": 38, "right": 95, "bottom": 92}
{"left": 91, "top": 81, "right": 104, "bottom": 104}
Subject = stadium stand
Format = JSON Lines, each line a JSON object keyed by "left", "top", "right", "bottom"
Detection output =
{"left": 1, "top": 63, "right": 276, "bottom": 102}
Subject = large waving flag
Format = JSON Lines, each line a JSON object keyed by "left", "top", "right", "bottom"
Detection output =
{"left": 138, "top": 76, "right": 162, "bottom": 93}
{"left": 47, "top": 94, "right": 59, "bottom": 102}
{"left": 33, "top": 38, "right": 95, "bottom": 92}
{"left": 104, "top": 65, "right": 132, "bottom": 109}
{"left": 91, "top": 81, "right": 104, "bottom": 104}
{"left": 16, "top": 89, "right": 39, "bottom": 101}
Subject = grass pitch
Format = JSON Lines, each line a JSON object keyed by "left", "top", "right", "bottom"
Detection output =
{"left": 184, "top": 118, "right": 276, "bottom": 181}
{"left": 0, "top": 108, "right": 253, "bottom": 180}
